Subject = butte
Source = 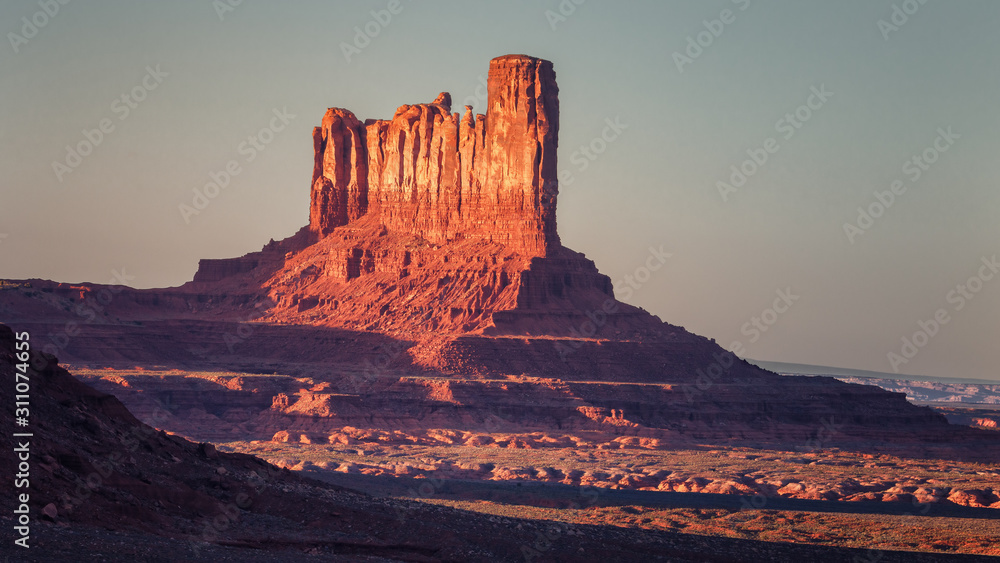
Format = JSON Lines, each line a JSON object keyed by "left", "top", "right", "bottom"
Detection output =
{"left": 2, "top": 55, "right": 997, "bottom": 457}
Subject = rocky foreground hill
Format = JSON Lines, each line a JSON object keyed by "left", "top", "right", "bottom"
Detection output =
{"left": 11, "top": 326, "right": 993, "bottom": 561}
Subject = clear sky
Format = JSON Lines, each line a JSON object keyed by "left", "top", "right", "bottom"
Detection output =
{"left": 2, "top": 1, "right": 998, "bottom": 381}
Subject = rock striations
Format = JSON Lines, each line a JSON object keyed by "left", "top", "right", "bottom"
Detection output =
{"left": 2, "top": 55, "right": 998, "bottom": 460}
{"left": 309, "top": 55, "right": 560, "bottom": 256}
{"left": 248, "top": 54, "right": 614, "bottom": 336}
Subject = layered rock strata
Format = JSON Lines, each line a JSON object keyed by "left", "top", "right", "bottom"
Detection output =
{"left": 2, "top": 54, "right": 998, "bottom": 466}
{"left": 309, "top": 55, "right": 560, "bottom": 256}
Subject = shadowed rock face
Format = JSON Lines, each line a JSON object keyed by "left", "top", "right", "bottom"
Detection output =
{"left": 0, "top": 322, "right": 296, "bottom": 536}
{"left": 8, "top": 323, "right": 757, "bottom": 561}
{"left": 309, "top": 54, "right": 560, "bottom": 256}
{"left": 241, "top": 55, "right": 599, "bottom": 335}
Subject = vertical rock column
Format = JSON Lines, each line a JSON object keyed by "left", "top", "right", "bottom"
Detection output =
{"left": 309, "top": 109, "right": 367, "bottom": 236}
{"left": 309, "top": 54, "right": 561, "bottom": 257}
{"left": 483, "top": 54, "right": 560, "bottom": 255}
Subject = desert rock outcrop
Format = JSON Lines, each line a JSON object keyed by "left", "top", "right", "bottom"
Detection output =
{"left": 309, "top": 55, "right": 559, "bottom": 257}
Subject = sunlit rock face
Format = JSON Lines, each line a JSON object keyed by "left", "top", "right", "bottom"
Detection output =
{"left": 7, "top": 55, "right": 998, "bottom": 468}
{"left": 309, "top": 54, "right": 560, "bottom": 257}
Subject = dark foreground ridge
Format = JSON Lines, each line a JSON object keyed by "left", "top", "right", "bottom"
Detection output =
{"left": 6, "top": 323, "right": 991, "bottom": 561}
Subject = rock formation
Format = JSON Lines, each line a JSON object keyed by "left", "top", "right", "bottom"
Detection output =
{"left": 6, "top": 54, "right": 1000, "bottom": 561}
{"left": 6, "top": 323, "right": 762, "bottom": 561}
{"left": 240, "top": 54, "right": 619, "bottom": 336}
{"left": 2, "top": 54, "right": 998, "bottom": 463}
{"left": 308, "top": 54, "right": 560, "bottom": 256}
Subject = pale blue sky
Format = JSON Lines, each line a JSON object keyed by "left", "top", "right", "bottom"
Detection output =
{"left": 2, "top": 1, "right": 998, "bottom": 380}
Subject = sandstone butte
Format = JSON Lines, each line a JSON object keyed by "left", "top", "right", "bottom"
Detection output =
{"left": 2, "top": 54, "right": 999, "bottom": 456}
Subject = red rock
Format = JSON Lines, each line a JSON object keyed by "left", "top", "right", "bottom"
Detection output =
{"left": 310, "top": 108, "right": 368, "bottom": 234}
{"left": 947, "top": 489, "right": 988, "bottom": 507}
{"left": 973, "top": 417, "right": 998, "bottom": 429}
{"left": 308, "top": 55, "right": 559, "bottom": 256}
{"left": 4, "top": 54, "right": 1000, "bottom": 469}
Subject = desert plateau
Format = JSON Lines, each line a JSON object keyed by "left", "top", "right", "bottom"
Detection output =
{"left": 3, "top": 3, "right": 1000, "bottom": 562}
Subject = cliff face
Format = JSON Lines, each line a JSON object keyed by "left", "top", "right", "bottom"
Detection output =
{"left": 4, "top": 54, "right": 999, "bottom": 471}
{"left": 309, "top": 55, "right": 560, "bottom": 256}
